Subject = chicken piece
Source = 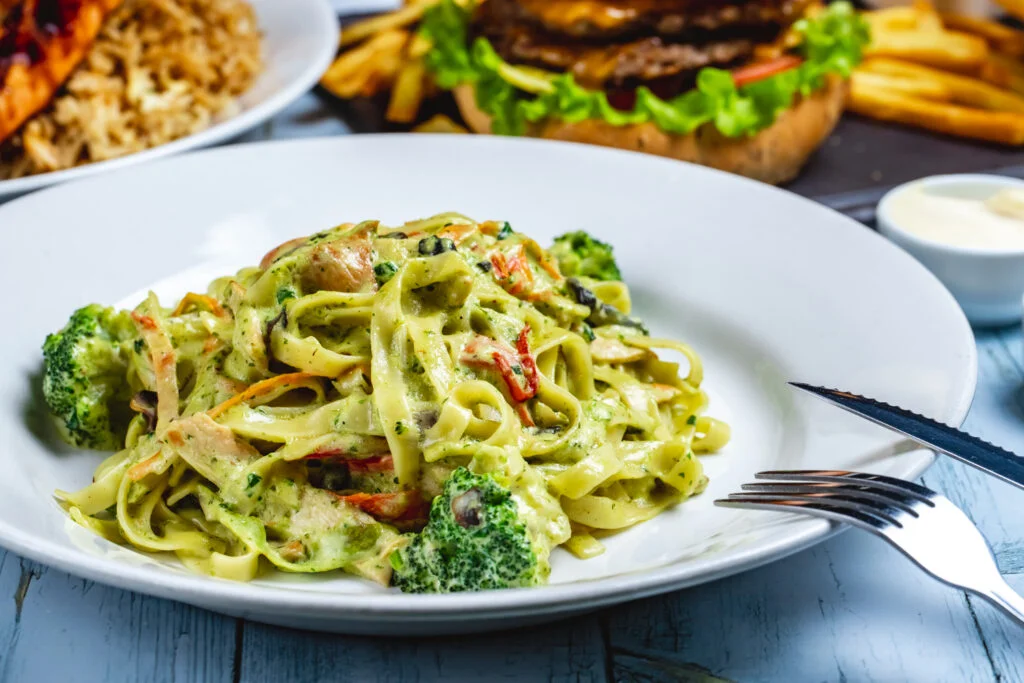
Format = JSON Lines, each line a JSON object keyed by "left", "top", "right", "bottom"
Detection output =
{"left": 0, "top": 0, "right": 123, "bottom": 143}
{"left": 301, "top": 235, "right": 377, "bottom": 293}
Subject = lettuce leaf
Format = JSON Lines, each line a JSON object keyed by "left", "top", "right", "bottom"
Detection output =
{"left": 419, "top": 0, "right": 869, "bottom": 138}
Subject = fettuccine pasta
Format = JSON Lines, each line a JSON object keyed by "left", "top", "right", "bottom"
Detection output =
{"left": 52, "top": 214, "right": 729, "bottom": 587}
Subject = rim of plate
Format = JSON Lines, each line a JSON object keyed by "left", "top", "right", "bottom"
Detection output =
{"left": 0, "top": 0, "right": 337, "bottom": 199}
{"left": 0, "top": 134, "right": 978, "bottom": 618}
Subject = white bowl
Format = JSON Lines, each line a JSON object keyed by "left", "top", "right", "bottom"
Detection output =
{"left": 877, "top": 174, "right": 1024, "bottom": 326}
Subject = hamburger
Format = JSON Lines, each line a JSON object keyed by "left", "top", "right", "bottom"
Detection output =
{"left": 419, "top": 0, "right": 869, "bottom": 184}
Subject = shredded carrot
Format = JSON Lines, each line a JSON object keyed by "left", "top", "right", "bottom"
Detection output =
{"left": 131, "top": 312, "right": 157, "bottom": 330}
{"left": 207, "top": 372, "right": 320, "bottom": 419}
{"left": 437, "top": 223, "right": 478, "bottom": 244}
{"left": 523, "top": 238, "right": 563, "bottom": 280}
{"left": 280, "top": 540, "right": 305, "bottom": 562}
{"left": 490, "top": 252, "right": 509, "bottom": 279}
{"left": 202, "top": 337, "right": 221, "bottom": 354}
{"left": 127, "top": 452, "right": 164, "bottom": 481}
{"left": 478, "top": 220, "right": 502, "bottom": 236}
{"left": 172, "top": 292, "right": 226, "bottom": 318}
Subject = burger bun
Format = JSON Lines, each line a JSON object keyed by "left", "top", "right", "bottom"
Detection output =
{"left": 453, "top": 76, "right": 847, "bottom": 185}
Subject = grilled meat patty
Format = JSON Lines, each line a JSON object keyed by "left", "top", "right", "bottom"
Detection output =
{"left": 485, "top": 24, "right": 756, "bottom": 88}
{"left": 476, "top": 0, "right": 804, "bottom": 89}
{"left": 489, "top": 0, "right": 811, "bottom": 40}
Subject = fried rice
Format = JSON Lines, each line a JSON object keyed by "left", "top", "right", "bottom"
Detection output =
{"left": 0, "top": 0, "right": 263, "bottom": 179}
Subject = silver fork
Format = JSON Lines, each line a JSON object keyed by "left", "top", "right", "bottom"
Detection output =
{"left": 715, "top": 470, "right": 1024, "bottom": 625}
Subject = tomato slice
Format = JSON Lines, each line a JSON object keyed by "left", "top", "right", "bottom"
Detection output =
{"left": 730, "top": 55, "right": 803, "bottom": 88}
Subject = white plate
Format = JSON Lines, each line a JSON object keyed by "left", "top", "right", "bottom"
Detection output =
{"left": 0, "top": 135, "right": 976, "bottom": 635}
{"left": 0, "top": 0, "right": 337, "bottom": 200}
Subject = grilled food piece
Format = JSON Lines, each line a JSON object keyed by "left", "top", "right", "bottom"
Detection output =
{"left": 476, "top": 0, "right": 806, "bottom": 89}
{"left": 0, "top": 0, "right": 122, "bottom": 144}
{"left": 491, "top": 0, "right": 812, "bottom": 40}
{"left": 483, "top": 24, "right": 757, "bottom": 88}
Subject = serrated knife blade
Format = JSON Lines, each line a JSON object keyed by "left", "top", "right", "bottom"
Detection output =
{"left": 790, "top": 382, "right": 1024, "bottom": 491}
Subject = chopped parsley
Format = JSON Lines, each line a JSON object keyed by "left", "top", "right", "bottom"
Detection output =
{"left": 374, "top": 261, "right": 399, "bottom": 285}
{"left": 275, "top": 286, "right": 297, "bottom": 304}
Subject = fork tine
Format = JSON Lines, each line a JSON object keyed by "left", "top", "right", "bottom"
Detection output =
{"left": 724, "top": 492, "right": 905, "bottom": 526}
{"left": 755, "top": 470, "right": 936, "bottom": 505}
{"left": 715, "top": 495, "right": 897, "bottom": 531}
{"left": 738, "top": 482, "right": 921, "bottom": 517}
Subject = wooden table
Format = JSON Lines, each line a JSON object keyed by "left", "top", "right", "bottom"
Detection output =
{"left": 4, "top": 93, "right": 1024, "bottom": 682}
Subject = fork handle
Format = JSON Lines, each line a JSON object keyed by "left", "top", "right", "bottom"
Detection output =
{"left": 981, "top": 578, "right": 1024, "bottom": 626}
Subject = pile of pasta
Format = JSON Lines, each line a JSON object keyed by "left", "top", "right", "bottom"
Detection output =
{"left": 59, "top": 214, "right": 729, "bottom": 583}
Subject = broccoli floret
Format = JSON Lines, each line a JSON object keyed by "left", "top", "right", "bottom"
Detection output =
{"left": 390, "top": 467, "right": 540, "bottom": 593}
{"left": 42, "top": 304, "right": 136, "bottom": 449}
{"left": 549, "top": 231, "right": 621, "bottom": 281}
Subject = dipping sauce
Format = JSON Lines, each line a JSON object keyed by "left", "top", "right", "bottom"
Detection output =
{"left": 886, "top": 181, "right": 1024, "bottom": 250}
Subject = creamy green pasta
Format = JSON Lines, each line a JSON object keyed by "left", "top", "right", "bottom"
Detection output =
{"left": 50, "top": 213, "right": 729, "bottom": 588}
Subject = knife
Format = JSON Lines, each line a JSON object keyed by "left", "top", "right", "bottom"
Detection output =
{"left": 789, "top": 382, "right": 1024, "bottom": 491}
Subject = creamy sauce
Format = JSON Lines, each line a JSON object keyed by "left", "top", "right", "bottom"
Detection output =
{"left": 886, "top": 182, "right": 1024, "bottom": 250}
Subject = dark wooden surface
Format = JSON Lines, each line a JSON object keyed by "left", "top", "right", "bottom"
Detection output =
{"left": 789, "top": 115, "right": 1024, "bottom": 222}
{"left": 321, "top": 83, "right": 1024, "bottom": 224}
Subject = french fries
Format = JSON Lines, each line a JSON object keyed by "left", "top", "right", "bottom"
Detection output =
{"left": 852, "top": 0, "right": 1024, "bottom": 145}
{"left": 850, "top": 70, "right": 951, "bottom": 101}
{"left": 995, "top": 0, "right": 1024, "bottom": 25}
{"left": 848, "top": 80, "right": 1024, "bottom": 145}
{"left": 386, "top": 61, "right": 428, "bottom": 123}
{"left": 979, "top": 52, "right": 1024, "bottom": 96}
{"left": 320, "top": 0, "right": 461, "bottom": 123}
{"left": 865, "top": 27, "right": 989, "bottom": 71}
{"left": 941, "top": 13, "right": 1024, "bottom": 57}
{"left": 413, "top": 114, "right": 469, "bottom": 134}
{"left": 339, "top": 0, "right": 438, "bottom": 48}
{"left": 864, "top": 4, "right": 943, "bottom": 32}
{"left": 861, "top": 57, "right": 1024, "bottom": 113}
{"left": 321, "top": 29, "right": 410, "bottom": 99}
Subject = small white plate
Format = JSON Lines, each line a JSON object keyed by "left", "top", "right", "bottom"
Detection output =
{"left": 877, "top": 174, "right": 1024, "bottom": 326}
{"left": 0, "top": 135, "right": 976, "bottom": 635}
{"left": 0, "top": 0, "right": 337, "bottom": 200}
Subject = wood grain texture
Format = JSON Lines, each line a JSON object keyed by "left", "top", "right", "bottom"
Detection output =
{"left": 918, "top": 330, "right": 1024, "bottom": 683}
{"left": 238, "top": 616, "right": 607, "bottom": 683}
{"left": 604, "top": 530, "right": 997, "bottom": 682}
{"left": 0, "top": 554, "right": 237, "bottom": 683}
